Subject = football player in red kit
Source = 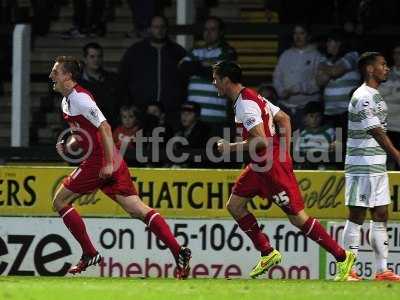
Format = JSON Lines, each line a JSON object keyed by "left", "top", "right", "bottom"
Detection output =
{"left": 49, "top": 56, "right": 191, "bottom": 278}
{"left": 212, "top": 61, "right": 355, "bottom": 281}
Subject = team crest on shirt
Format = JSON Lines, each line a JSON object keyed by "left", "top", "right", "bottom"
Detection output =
{"left": 245, "top": 117, "right": 256, "bottom": 127}
{"left": 89, "top": 107, "right": 99, "bottom": 121}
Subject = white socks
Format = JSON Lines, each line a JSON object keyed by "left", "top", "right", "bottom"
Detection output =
{"left": 343, "top": 220, "right": 389, "bottom": 274}
{"left": 342, "top": 220, "right": 361, "bottom": 274}
{"left": 342, "top": 220, "right": 361, "bottom": 256}
{"left": 369, "top": 221, "right": 389, "bottom": 273}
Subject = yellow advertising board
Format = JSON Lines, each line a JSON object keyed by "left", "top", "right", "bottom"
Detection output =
{"left": 0, "top": 166, "right": 399, "bottom": 219}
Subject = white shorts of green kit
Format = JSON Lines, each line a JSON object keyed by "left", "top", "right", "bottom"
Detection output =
{"left": 345, "top": 173, "right": 391, "bottom": 207}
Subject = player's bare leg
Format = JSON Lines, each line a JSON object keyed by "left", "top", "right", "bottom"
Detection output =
{"left": 227, "top": 194, "right": 281, "bottom": 278}
{"left": 115, "top": 194, "right": 192, "bottom": 279}
{"left": 53, "top": 184, "right": 102, "bottom": 274}
{"left": 287, "top": 210, "right": 355, "bottom": 281}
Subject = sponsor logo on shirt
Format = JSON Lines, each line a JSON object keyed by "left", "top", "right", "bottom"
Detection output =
{"left": 245, "top": 117, "right": 256, "bottom": 127}
{"left": 89, "top": 107, "right": 99, "bottom": 121}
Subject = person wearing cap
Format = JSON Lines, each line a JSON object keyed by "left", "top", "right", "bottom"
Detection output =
{"left": 293, "top": 101, "right": 336, "bottom": 169}
{"left": 172, "top": 102, "right": 211, "bottom": 167}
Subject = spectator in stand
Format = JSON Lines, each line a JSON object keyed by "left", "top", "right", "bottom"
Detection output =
{"left": 113, "top": 105, "right": 142, "bottom": 151}
{"left": 294, "top": 101, "right": 336, "bottom": 170}
{"left": 146, "top": 102, "right": 167, "bottom": 126}
{"left": 379, "top": 45, "right": 400, "bottom": 170}
{"left": 144, "top": 102, "right": 174, "bottom": 140}
{"left": 137, "top": 102, "right": 174, "bottom": 168}
{"left": 172, "top": 102, "right": 211, "bottom": 168}
{"left": 316, "top": 31, "right": 360, "bottom": 133}
{"left": 78, "top": 42, "right": 119, "bottom": 128}
{"left": 118, "top": 15, "right": 187, "bottom": 129}
{"left": 61, "top": 0, "right": 106, "bottom": 38}
{"left": 179, "top": 16, "right": 237, "bottom": 135}
{"left": 273, "top": 24, "right": 322, "bottom": 130}
{"left": 125, "top": 0, "right": 170, "bottom": 38}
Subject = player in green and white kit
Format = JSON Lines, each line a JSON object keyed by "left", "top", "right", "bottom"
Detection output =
{"left": 343, "top": 52, "right": 400, "bottom": 281}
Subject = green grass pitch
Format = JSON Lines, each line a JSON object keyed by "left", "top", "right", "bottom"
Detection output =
{"left": 1, "top": 277, "right": 399, "bottom": 300}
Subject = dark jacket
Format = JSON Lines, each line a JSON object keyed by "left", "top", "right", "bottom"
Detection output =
{"left": 175, "top": 121, "right": 210, "bottom": 149}
{"left": 78, "top": 69, "right": 119, "bottom": 128}
{"left": 173, "top": 121, "right": 211, "bottom": 167}
{"left": 118, "top": 38, "right": 187, "bottom": 124}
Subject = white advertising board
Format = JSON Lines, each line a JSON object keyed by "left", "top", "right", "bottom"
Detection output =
{"left": 0, "top": 217, "right": 320, "bottom": 279}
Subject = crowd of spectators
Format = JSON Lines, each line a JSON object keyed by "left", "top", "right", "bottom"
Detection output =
{"left": 98, "top": 15, "right": 231, "bottom": 167}
{"left": 271, "top": 25, "right": 361, "bottom": 169}
{"left": 2, "top": 0, "right": 400, "bottom": 170}
{"left": 87, "top": 19, "right": 365, "bottom": 169}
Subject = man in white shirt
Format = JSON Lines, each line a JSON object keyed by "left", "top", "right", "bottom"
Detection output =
{"left": 343, "top": 52, "right": 400, "bottom": 281}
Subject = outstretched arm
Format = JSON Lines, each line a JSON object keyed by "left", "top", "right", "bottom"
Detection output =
{"left": 319, "top": 52, "right": 358, "bottom": 80}
{"left": 318, "top": 62, "right": 348, "bottom": 79}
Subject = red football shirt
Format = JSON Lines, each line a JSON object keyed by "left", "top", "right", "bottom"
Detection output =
{"left": 62, "top": 84, "right": 120, "bottom": 166}
{"left": 234, "top": 87, "right": 286, "bottom": 163}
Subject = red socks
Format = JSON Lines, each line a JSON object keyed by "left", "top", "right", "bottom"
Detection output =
{"left": 301, "top": 217, "right": 346, "bottom": 262}
{"left": 145, "top": 210, "right": 181, "bottom": 258}
{"left": 237, "top": 214, "right": 273, "bottom": 256}
{"left": 59, "top": 205, "right": 97, "bottom": 256}
{"left": 59, "top": 207, "right": 181, "bottom": 260}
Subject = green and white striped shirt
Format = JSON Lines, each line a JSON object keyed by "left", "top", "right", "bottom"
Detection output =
{"left": 296, "top": 126, "right": 335, "bottom": 153}
{"left": 323, "top": 52, "right": 361, "bottom": 116}
{"left": 345, "top": 83, "right": 388, "bottom": 175}
{"left": 183, "top": 42, "right": 236, "bottom": 123}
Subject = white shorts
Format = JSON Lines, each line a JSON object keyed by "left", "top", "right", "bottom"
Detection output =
{"left": 345, "top": 173, "right": 391, "bottom": 207}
